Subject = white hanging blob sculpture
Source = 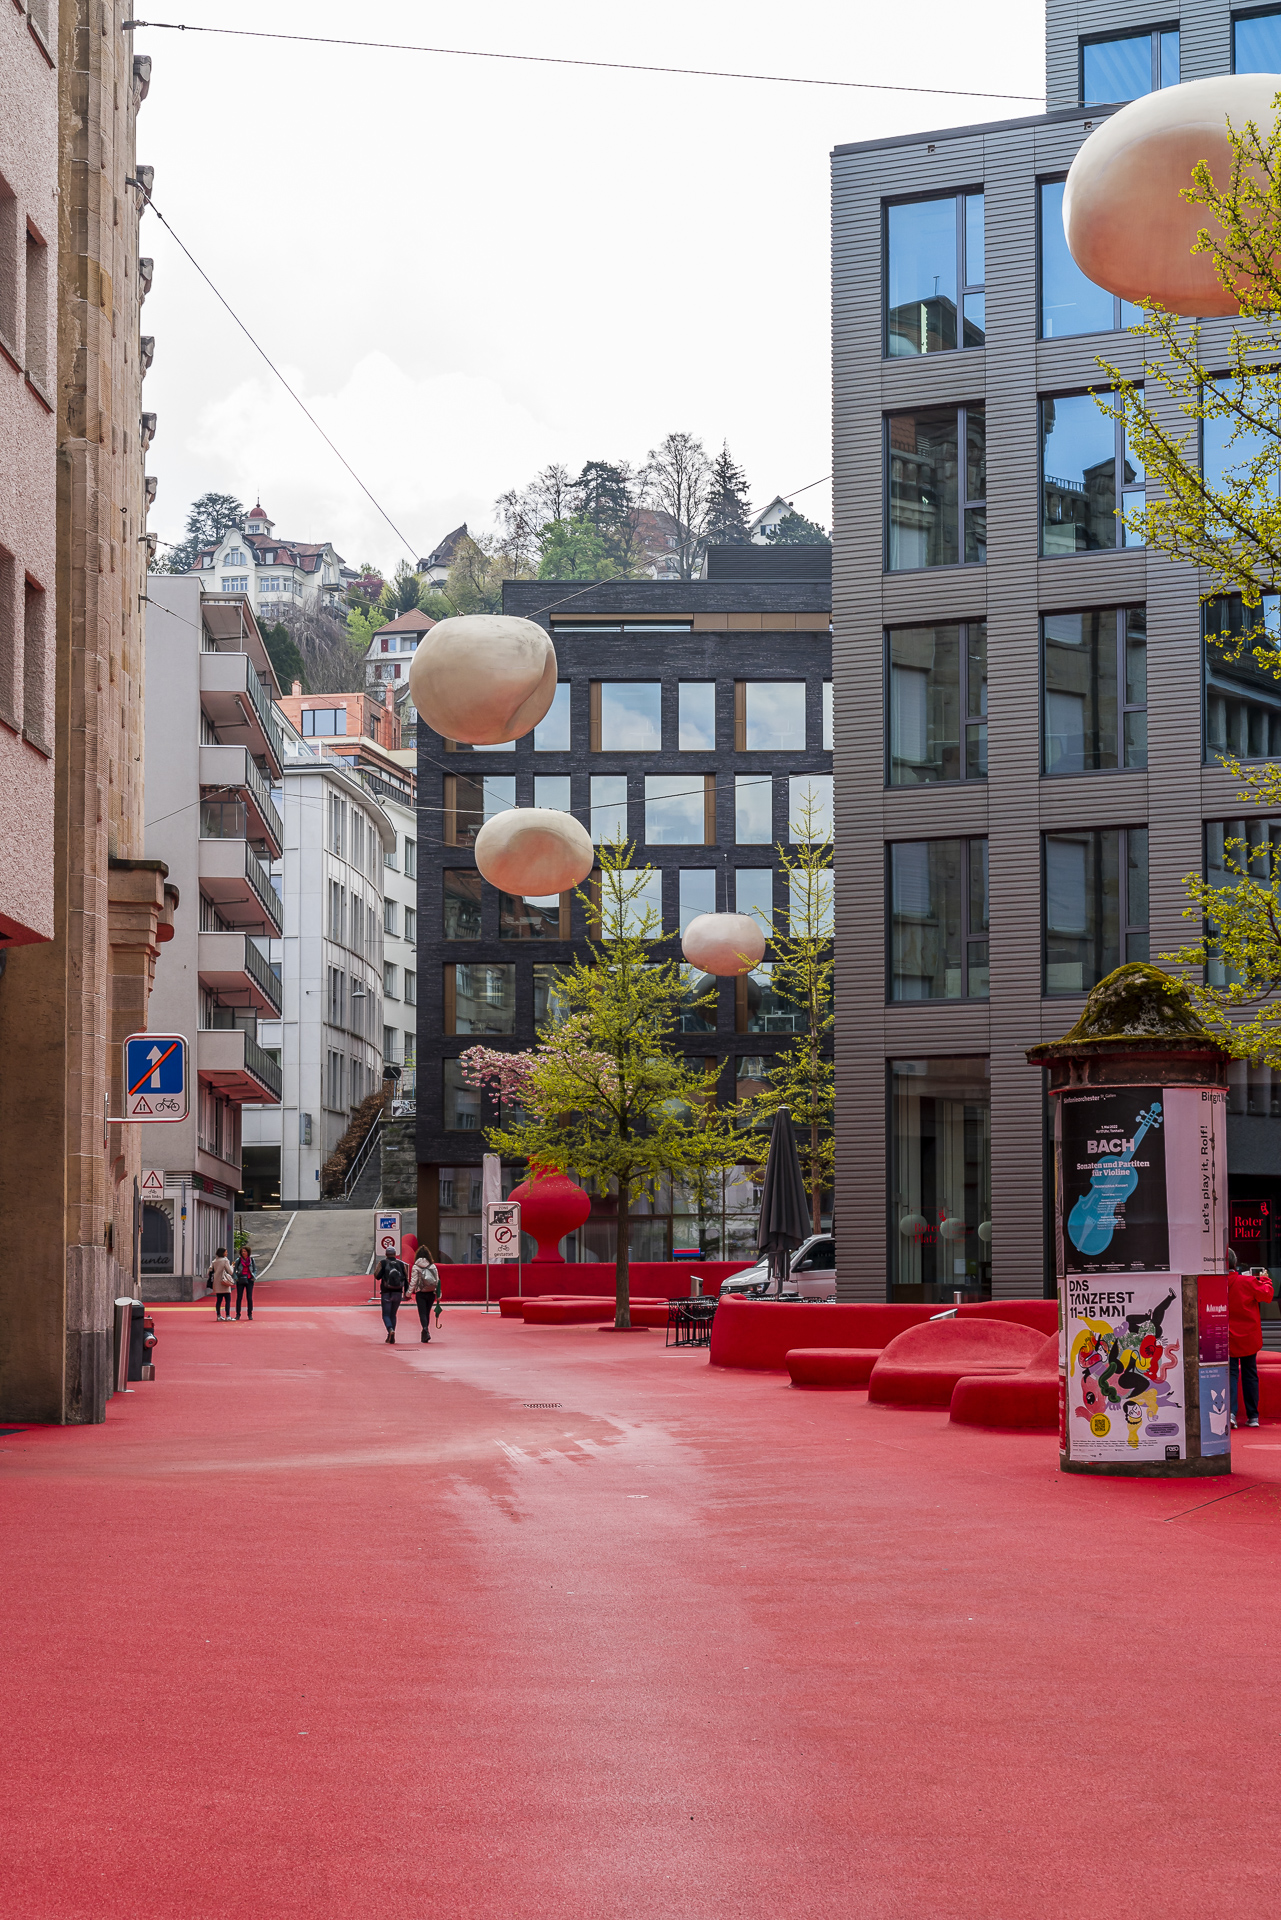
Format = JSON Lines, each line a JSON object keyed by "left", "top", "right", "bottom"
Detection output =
{"left": 1064, "top": 74, "right": 1281, "bottom": 315}
{"left": 681, "top": 912, "right": 766, "bottom": 977}
{"left": 473, "top": 807, "right": 594, "bottom": 897}
{"left": 408, "top": 614, "right": 557, "bottom": 744}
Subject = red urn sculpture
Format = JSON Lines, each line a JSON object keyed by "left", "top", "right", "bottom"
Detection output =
{"left": 507, "top": 1169, "right": 592, "bottom": 1262}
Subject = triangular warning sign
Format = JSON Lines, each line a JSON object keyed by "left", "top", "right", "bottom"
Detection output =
{"left": 132, "top": 1096, "right": 153, "bottom": 1115}
{"left": 141, "top": 1170, "right": 164, "bottom": 1192}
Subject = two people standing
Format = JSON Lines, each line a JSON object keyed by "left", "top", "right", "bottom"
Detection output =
{"left": 376, "top": 1245, "right": 442, "bottom": 1344}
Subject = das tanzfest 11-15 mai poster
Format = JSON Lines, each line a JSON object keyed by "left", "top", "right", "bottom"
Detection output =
{"left": 1064, "top": 1274, "right": 1186, "bottom": 1464}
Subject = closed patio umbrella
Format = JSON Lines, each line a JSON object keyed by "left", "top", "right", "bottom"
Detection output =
{"left": 757, "top": 1108, "right": 810, "bottom": 1292}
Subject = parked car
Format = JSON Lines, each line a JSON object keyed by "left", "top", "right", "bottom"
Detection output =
{"left": 718, "top": 1234, "right": 837, "bottom": 1302}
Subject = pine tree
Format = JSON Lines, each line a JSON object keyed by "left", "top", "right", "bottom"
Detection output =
{"left": 704, "top": 443, "right": 752, "bottom": 545}
{"left": 763, "top": 509, "right": 829, "bottom": 546}
{"left": 258, "top": 621, "right": 307, "bottom": 694}
{"left": 157, "top": 491, "right": 246, "bottom": 573}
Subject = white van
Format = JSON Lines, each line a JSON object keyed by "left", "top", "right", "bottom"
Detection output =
{"left": 717, "top": 1234, "right": 837, "bottom": 1302}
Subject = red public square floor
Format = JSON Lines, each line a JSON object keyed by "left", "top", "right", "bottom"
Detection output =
{"left": 3, "top": 1277, "right": 1280, "bottom": 1918}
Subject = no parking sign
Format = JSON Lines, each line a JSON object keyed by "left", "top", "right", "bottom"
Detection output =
{"left": 375, "top": 1211, "right": 400, "bottom": 1261}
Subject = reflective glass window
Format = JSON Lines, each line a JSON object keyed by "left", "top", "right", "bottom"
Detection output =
{"left": 888, "top": 622, "right": 987, "bottom": 784}
{"left": 1039, "top": 179, "right": 1136, "bottom": 338}
{"left": 646, "top": 774, "right": 707, "bottom": 845}
{"left": 887, "top": 405, "right": 986, "bottom": 569}
{"left": 890, "top": 1057, "right": 991, "bottom": 1300}
{"left": 1204, "top": 596, "right": 1281, "bottom": 762}
{"left": 1235, "top": 9, "right": 1281, "bottom": 72}
{"left": 1041, "top": 391, "right": 1144, "bottom": 553}
{"left": 735, "top": 868, "right": 774, "bottom": 934}
{"left": 533, "top": 682, "right": 571, "bottom": 751}
{"left": 889, "top": 838, "right": 988, "bottom": 1000}
{"left": 499, "top": 891, "right": 562, "bottom": 939}
{"left": 1202, "top": 376, "right": 1280, "bottom": 491}
{"left": 735, "top": 774, "right": 772, "bottom": 845}
{"left": 678, "top": 682, "right": 716, "bottom": 750}
{"left": 739, "top": 963, "right": 804, "bottom": 1034}
{"left": 822, "top": 680, "right": 833, "bottom": 750}
{"left": 679, "top": 869, "right": 716, "bottom": 935}
{"left": 599, "top": 682, "right": 661, "bottom": 750}
{"left": 533, "top": 775, "right": 572, "bottom": 812}
{"left": 788, "top": 863, "right": 834, "bottom": 940}
{"left": 590, "top": 774, "right": 628, "bottom": 844}
{"left": 788, "top": 773, "right": 833, "bottom": 841}
{"left": 449, "top": 963, "right": 516, "bottom": 1034}
{"left": 443, "top": 1058, "right": 482, "bottom": 1130}
{"left": 1082, "top": 31, "right": 1173, "bottom": 104}
{"left": 533, "top": 964, "right": 572, "bottom": 1028}
{"left": 1042, "top": 607, "right": 1147, "bottom": 772}
{"left": 886, "top": 193, "right": 985, "bottom": 356}
{"left": 743, "top": 682, "right": 806, "bottom": 750}
{"left": 1044, "top": 827, "right": 1149, "bottom": 993}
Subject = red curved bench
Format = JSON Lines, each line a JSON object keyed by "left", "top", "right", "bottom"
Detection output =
{"left": 949, "top": 1332, "right": 1060, "bottom": 1430}
{"left": 869, "top": 1319, "right": 1046, "bottom": 1408}
{"left": 520, "top": 1297, "right": 665, "bottom": 1326}
{"left": 786, "top": 1349, "right": 882, "bottom": 1388}
{"left": 710, "top": 1298, "right": 1056, "bottom": 1371}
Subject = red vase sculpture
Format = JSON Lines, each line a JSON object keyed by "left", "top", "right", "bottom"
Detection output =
{"left": 507, "top": 1170, "right": 592, "bottom": 1262}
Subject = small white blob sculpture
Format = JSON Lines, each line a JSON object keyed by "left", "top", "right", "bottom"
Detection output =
{"left": 408, "top": 614, "right": 557, "bottom": 744}
{"left": 681, "top": 911, "right": 766, "bottom": 977}
{"left": 1064, "top": 75, "right": 1281, "bottom": 315}
{"left": 473, "top": 807, "right": 594, "bottom": 897}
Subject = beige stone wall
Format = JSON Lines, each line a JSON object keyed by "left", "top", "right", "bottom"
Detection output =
{"left": 0, "top": 7, "right": 164, "bottom": 1422}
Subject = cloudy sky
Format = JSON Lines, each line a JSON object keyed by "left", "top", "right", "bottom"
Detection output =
{"left": 139, "top": 1, "right": 1044, "bottom": 574}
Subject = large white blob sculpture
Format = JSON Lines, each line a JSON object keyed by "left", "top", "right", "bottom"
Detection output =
{"left": 473, "top": 807, "right": 594, "bottom": 896}
{"left": 408, "top": 614, "right": 557, "bottom": 744}
{"left": 681, "top": 912, "right": 766, "bottom": 977}
{"left": 1064, "top": 75, "right": 1281, "bottom": 315}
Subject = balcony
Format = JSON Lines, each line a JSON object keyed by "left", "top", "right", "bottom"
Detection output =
{"left": 198, "top": 930, "right": 283, "bottom": 1016}
{"left": 198, "top": 744, "right": 283, "bottom": 855}
{"left": 198, "top": 1028, "right": 283, "bottom": 1105}
{"left": 197, "top": 838, "right": 284, "bottom": 937}
{"left": 199, "top": 648, "right": 284, "bottom": 776}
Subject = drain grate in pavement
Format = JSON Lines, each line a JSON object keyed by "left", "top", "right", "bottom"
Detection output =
{"left": 523, "top": 1403, "right": 562, "bottom": 1409}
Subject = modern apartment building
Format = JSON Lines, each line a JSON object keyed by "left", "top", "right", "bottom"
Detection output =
{"left": 143, "top": 580, "right": 285, "bottom": 1284}
{"left": 831, "top": 0, "right": 1281, "bottom": 1304}
{"left": 380, "top": 792, "right": 418, "bottom": 1108}
{"left": 414, "top": 552, "right": 833, "bottom": 1265}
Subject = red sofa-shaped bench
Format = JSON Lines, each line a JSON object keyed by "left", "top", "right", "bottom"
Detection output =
{"left": 786, "top": 1348, "right": 882, "bottom": 1388}
{"left": 868, "top": 1319, "right": 1047, "bottom": 1408}
{"left": 710, "top": 1297, "right": 1057, "bottom": 1372}
{"left": 949, "top": 1332, "right": 1059, "bottom": 1429}
{"left": 517, "top": 1297, "right": 667, "bottom": 1327}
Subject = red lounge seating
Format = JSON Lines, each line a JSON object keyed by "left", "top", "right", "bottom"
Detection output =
{"left": 953, "top": 1299, "right": 1058, "bottom": 1336}
{"left": 709, "top": 1298, "right": 1056, "bottom": 1372}
{"left": 949, "top": 1333, "right": 1060, "bottom": 1430}
{"left": 786, "top": 1349, "right": 882, "bottom": 1388}
{"left": 1257, "top": 1365, "right": 1281, "bottom": 1421}
{"left": 868, "top": 1319, "right": 1046, "bottom": 1409}
{"left": 520, "top": 1297, "right": 665, "bottom": 1326}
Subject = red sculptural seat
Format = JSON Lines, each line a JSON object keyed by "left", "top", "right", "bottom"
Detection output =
{"left": 949, "top": 1333, "right": 1060, "bottom": 1430}
{"left": 868, "top": 1319, "right": 1046, "bottom": 1409}
{"left": 520, "top": 1297, "right": 665, "bottom": 1326}
{"left": 785, "top": 1349, "right": 882, "bottom": 1388}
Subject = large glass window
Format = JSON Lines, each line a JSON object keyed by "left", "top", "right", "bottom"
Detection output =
{"left": 788, "top": 863, "right": 834, "bottom": 940}
{"left": 1205, "top": 818, "right": 1281, "bottom": 989}
{"left": 822, "top": 681, "right": 833, "bottom": 750}
{"left": 447, "top": 963, "right": 516, "bottom": 1034}
{"left": 789, "top": 773, "right": 833, "bottom": 841}
{"left": 533, "top": 682, "right": 571, "bottom": 751}
{"left": 886, "top": 192, "right": 985, "bottom": 357}
{"left": 679, "top": 869, "right": 716, "bottom": 934}
{"left": 443, "top": 869, "right": 482, "bottom": 939}
{"left": 199, "top": 799, "right": 247, "bottom": 839}
{"left": 445, "top": 774, "right": 514, "bottom": 845}
{"left": 1042, "top": 606, "right": 1147, "bottom": 773}
{"left": 887, "top": 405, "right": 986, "bottom": 570}
{"left": 1202, "top": 376, "right": 1280, "bottom": 491}
{"left": 533, "top": 774, "right": 572, "bottom": 812}
{"left": 890, "top": 1057, "right": 992, "bottom": 1301}
{"left": 735, "top": 868, "right": 774, "bottom": 933}
{"left": 678, "top": 682, "right": 715, "bottom": 750}
{"left": 737, "top": 963, "right": 804, "bottom": 1034}
{"left": 678, "top": 968, "right": 718, "bottom": 1034}
{"left": 736, "top": 681, "right": 806, "bottom": 750}
{"left": 595, "top": 682, "right": 661, "bottom": 751}
{"left": 533, "top": 964, "right": 572, "bottom": 1028}
{"left": 1041, "top": 391, "right": 1144, "bottom": 553}
{"left": 1044, "top": 827, "right": 1148, "bottom": 993}
{"left": 647, "top": 773, "right": 710, "bottom": 845}
{"left": 887, "top": 622, "right": 987, "bottom": 785}
{"left": 443, "top": 1059, "right": 482, "bottom": 1131}
{"left": 1081, "top": 28, "right": 1178, "bottom": 104}
{"left": 889, "top": 839, "right": 988, "bottom": 1001}
{"left": 1236, "top": 9, "right": 1281, "bottom": 71}
{"left": 500, "top": 890, "right": 564, "bottom": 939}
{"left": 300, "top": 708, "right": 348, "bottom": 737}
{"left": 735, "top": 774, "right": 772, "bottom": 845}
{"left": 1039, "top": 179, "right": 1139, "bottom": 338}
{"left": 1204, "top": 596, "right": 1281, "bottom": 762}
{"left": 590, "top": 774, "right": 628, "bottom": 843}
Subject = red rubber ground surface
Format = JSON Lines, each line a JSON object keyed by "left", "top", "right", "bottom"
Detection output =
{"left": 2, "top": 1276, "right": 1280, "bottom": 1918}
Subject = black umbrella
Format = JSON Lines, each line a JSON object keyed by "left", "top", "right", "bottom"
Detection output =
{"left": 757, "top": 1108, "right": 810, "bottom": 1292}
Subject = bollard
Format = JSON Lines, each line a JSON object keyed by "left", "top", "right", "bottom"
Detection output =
{"left": 113, "top": 1298, "right": 135, "bottom": 1396}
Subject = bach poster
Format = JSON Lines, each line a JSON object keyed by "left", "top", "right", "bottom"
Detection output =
{"left": 1064, "top": 1273, "right": 1186, "bottom": 1465}
{"left": 1057, "top": 1085, "right": 1226, "bottom": 1277}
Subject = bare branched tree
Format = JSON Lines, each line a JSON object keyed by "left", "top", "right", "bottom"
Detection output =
{"left": 641, "top": 432, "right": 712, "bottom": 580}
{"left": 276, "top": 602, "right": 366, "bottom": 694}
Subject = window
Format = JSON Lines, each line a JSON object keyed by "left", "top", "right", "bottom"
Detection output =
{"left": 1235, "top": 9, "right": 1281, "bottom": 71}
{"left": 1041, "top": 392, "right": 1144, "bottom": 553}
{"left": 534, "top": 965, "right": 572, "bottom": 1028}
{"left": 383, "top": 1024, "right": 399, "bottom": 1063}
{"left": 444, "top": 1059, "right": 482, "bottom": 1130}
{"left": 1202, "top": 375, "right": 1280, "bottom": 491}
{"left": 0, "top": 176, "right": 18, "bottom": 349}
{"left": 788, "top": 863, "right": 834, "bottom": 939}
{"left": 328, "top": 880, "right": 344, "bottom": 940}
{"left": 301, "top": 708, "right": 348, "bottom": 736}
{"left": 889, "top": 839, "right": 988, "bottom": 1000}
{"left": 404, "top": 907, "right": 416, "bottom": 945}
{"left": 326, "top": 1050, "right": 345, "bottom": 1112}
{"left": 789, "top": 773, "right": 833, "bottom": 842}
{"left": 887, "top": 623, "right": 987, "bottom": 785}
{"left": 592, "top": 682, "right": 661, "bottom": 751}
{"left": 199, "top": 799, "right": 247, "bottom": 838}
{"left": 1043, "top": 607, "right": 1147, "bottom": 773}
{"left": 590, "top": 774, "right": 628, "bottom": 844}
{"left": 328, "top": 966, "right": 346, "bottom": 1026}
{"left": 890, "top": 1057, "right": 991, "bottom": 1300}
{"left": 446, "top": 964, "right": 516, "bottom": 1035}
{"left": 734, "top": 681, "right": 806, "bottom": 751}
{"left": 384, "top": 899, "right": 398, "bottom": 936}
{"left": 679, "top": 869, "right": 716, "bottom": 935}
{"left": 222, "top": 577, "right": 249, "bottom": 594}
{"left": 500, "top": 890, "right": 567, "bottom": 938}
{"left": 735, "top": 774, "right": 772, "bottom": 845}
{"left": 443, "top": 869, "right": 482, "bottom": 938}
{"left": 1039, "top": 179, "right": 1140, "bottom": 338}
{"left": 822, "top": 681, "right": 833, "bottom": 751}
{"left": 678, "top": 966, "right": 718, "bottom": 1034}
{"left": 679, "top": 682, "right": 716, "bottom": 750}
{"left": 404, "top": 839, "right": 416, "bottom": 880}
{"left": 24, "top": 221, "right": 48, "bottom": 389}
{"left": 534, "top": 682, "right": 571, "bottom": 751}
{"left": 1204, "top": 596, "right": 1281, "bottom": 762}
{"left": 23, "top": 577, "right": 48, "bottom": 749}
{"left": 1044, "top": 827, "right": 1149, "bottom": 993}
{"left": 886, "top": 191, "right": 985, "bottom": 356}
{"left": 592, "top": 867, "right": 662, "bottom": 937}
{"left": 404, "top": 969, "right": 416, "bottom": 1007}
{"left": 887, "top": 405, "right": 986, "bottom": 569}
{"left": 736, "top": 963, "right": 803, "bottom": 1034}
{"left": 647, "top": 773, "right": 714, "bottom": 845}
{"left": 383, "top": 961, "right": 399, "bottom": 999}
{"left": 1081, "top": 27, "right": 1178, "bottom": 103}
{"left": 534, "top": 775, "right": 572, "bottom": 812}
{"left": 735, "top": 868, "right": 774, "bottom": 934}
{"left": 1205, "top": 818, "right": 1281, "bottom": 989}
{"left": 445, "top": 774, "right": 513, "bottom": 845}
{"left": 328, "top": 794, "right": 345, "bottom": 856}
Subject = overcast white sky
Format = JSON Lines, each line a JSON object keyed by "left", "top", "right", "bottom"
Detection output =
{"left": 139, "top": 1, "right": 1045, "bottom": 574}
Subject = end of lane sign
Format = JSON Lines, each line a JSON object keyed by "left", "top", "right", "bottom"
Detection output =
{"left": 123, "top": 1033, "right": 189, "bottom": 1122}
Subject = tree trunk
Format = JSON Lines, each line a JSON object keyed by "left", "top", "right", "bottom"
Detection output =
{"left": 812, "top": 1116, "right": 821, "bottom": 1235}
{"left": 615, "top": 1204, "right": 631, "bottom": 1330}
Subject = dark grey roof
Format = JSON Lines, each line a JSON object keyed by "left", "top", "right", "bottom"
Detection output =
{"left": 832, "top": 99, "right": 1117, "bottom": 158}
{"left": 503, "top": 578, "right": 830, "bottom": 623}
{"left": 703, "top": 544, "right": 831, "bottom": 584}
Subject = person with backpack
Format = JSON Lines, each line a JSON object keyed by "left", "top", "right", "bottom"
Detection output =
{"left": 410, "top": 1246, "right": 441, "bottom": 1344}
{"left": 376, "top": 1249, "right": 410, "bottom": 1343}
{"left": 234, "top": 1243, "right": 257, "bottom": 1321}
{"left": 208, "top": 1247, "right": 234, "bottom": 1319}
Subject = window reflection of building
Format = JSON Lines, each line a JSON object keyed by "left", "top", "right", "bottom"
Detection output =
{"left": 890, "top": 1057, "right": 991, "bottom": 1300}
{"left": 1204, "top": 599, "right": 1281, "bottom": 763}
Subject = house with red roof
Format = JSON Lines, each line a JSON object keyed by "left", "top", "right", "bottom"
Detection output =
{"left": 185, "top": 499, "right": 357, "bottom": 620}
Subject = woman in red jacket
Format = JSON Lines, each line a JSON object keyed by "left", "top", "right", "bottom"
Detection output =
{"left": 1228, "top": 1251, "right": 1275, "bottom": 1429}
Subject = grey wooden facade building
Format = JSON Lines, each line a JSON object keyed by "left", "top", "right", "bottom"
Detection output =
{"left": 831, "top": 0, "right": 1281, "bottom": 1301}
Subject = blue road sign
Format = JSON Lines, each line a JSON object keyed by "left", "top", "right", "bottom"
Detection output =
{"left": 123, "top": 1032, "right": 189, "bottom": 1122}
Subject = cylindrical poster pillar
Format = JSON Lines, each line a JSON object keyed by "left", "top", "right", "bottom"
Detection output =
{"left": 1027, "top": 963, "right": 1232, "bottom": 1478}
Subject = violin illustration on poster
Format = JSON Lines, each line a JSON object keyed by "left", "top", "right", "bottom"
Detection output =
{"left": 1058, "top": 1086, "right": 1171, "bottom": 1273}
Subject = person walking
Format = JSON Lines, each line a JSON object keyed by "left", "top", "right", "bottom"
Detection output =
{"left": 376, "top": 1248, "right": 409, "bottom": 1343}
{"left": 410, "top": 1246, "right": 441, "bottom": 1343}
{"left": 234, "top": 1243, "right": 257, "bottom": 1321}
{"left": 209, "top": 1247, "right": 234, "bottom": 1320}
{"left": 1228, "top": 1251, "right": 1274, "bottom": 1429}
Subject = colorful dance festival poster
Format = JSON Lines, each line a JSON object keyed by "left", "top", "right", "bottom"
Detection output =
{"left": 1064, "top": 1273, "right": 1186, "bottom": 1465}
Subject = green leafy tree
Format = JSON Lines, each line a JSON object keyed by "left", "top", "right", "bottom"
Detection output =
{"left": 704, "top": 443, "right": 753, "bottom": 545}
{"left": 747, "top": 788, "right": 835, "bottom": 1230}
{"left": 445, "top": 530, "right": 534, "bottom": 613}
{"left": 763, "top": 508, "right": 830, "bottom": 546}
{"left": 460, "top": 841, "right": 745, "bottom": 1327}
{"left": 158, "top": 490, "right": 246, "bottom": 573}
{"left": 258, "top": 620, "right": 307, "bottom": 694}
{"left": 535, "top": 515, "right": 625, "bottom": 581}
{"left": 347, "top": 605, "right": 389, "bottom": 654}
{"left": 379, "top": 560, "right": 426, "bottom": 619}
